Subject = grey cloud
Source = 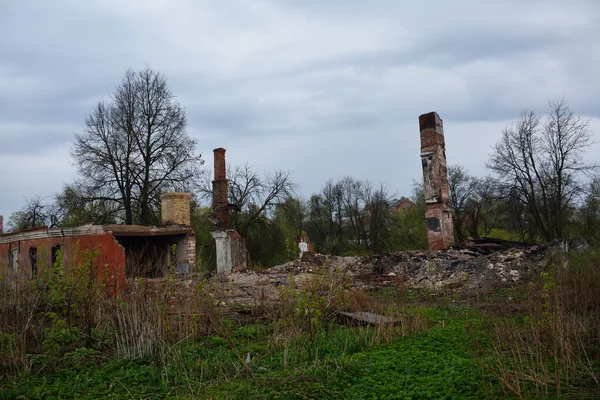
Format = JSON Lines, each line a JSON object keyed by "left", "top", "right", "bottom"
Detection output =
{"left": 0, "top": 123, "right": 76, "bottom": 155}
{"left": 1, "top": 0, "right": 599, "bottom": 219}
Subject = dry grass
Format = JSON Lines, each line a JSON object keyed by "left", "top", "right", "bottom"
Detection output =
{"left": 472, "top": 250, "right": 600, "bottom": 399}
{"left": 0, "top": 246, "right": 228, "bottom": 377}
{"left": 0, "top": 251, "right": 423, "bottom": 387}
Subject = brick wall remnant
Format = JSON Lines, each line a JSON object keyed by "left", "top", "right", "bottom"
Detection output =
{"left": 419, "top": 111, "right": 455, "bottom": 250}
{"left": 0, "top": 226, "right": 126, "bottom": 296}
{"left": 229, "top": 230, "right": 248, "bottom": 272}
{"left": 160, "top": 192, "right": 191, "bottom": 226}
{"left": 173, "top": 233, "right": 196, "bottom": 276}
{"left": 212, "top": 148, "right": 230, "bottom": 229}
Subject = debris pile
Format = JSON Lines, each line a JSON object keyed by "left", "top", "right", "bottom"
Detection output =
{"left": 268, "top": 252, "right": 368, "bottom": 275}
{"left": 222, "top": 239, "right": 581, "bottom": 305}
{"left": 126, "top": 239, "right": 583, "bottom": 307}
{"left": 371, "top": 247, "right": 542, "bottom": 292}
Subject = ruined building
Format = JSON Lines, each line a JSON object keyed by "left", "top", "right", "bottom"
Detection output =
{"left": 211, "top": 148, "right": 248, "bottom": 273}
{"left": 0, "top": 193, "right": 195, "bottom": 296}
{"left": 419, "top": 112, "right": 455, "bottom": 250}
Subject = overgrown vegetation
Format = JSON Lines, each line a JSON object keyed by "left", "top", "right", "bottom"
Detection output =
{"left": 2, "top": 245, "right": 599, "bottom": 399}
{"left": 471, "top": 249, "right": 600, "bottom": 399}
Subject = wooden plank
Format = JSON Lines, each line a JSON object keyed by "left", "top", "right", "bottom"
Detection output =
{"left": 334, "top": 310, "right": 400, "bottom": 325}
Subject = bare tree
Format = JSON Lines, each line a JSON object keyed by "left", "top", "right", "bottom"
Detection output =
{"left": 448, "top": 165, "right": 476, "bottom": 242}
{"left": 227, "top": 164, "right": 264, "bottom": 213}
{"left": 305, "top": 194, "right": 332, "bottom": 253}
{"left": 52, "top": 184, "right": 120, "bottom": 227}
{"left": 463, "top": 176, "right": 497, "bottom": 238}
{"left": 579, "top": 178, "right": 600, "bottom": 246}
{"left": 6, "top": 196, "right": 50, "bottom": 232}
{"left": 362, "top": 181, "right": 393, "bottom": 253}
{"left": 543, "top": 97, "right": 594, "bottom": 236}
{"left": 304, "top": 177, "right": 395, "bottom": 254}
{"left": 340, "top": 177, "right": 364, "bottom": 246}
{"left": 274, "top": 197, "right": 307, "bottom": 243}
{"left": 72, "top": 66, "right": 202, "bottom": 225}
{"left": 199, "top": 164, "right": 296, "bottom": 237}
{"left": 322, "top": 179, "right": 344, "bottom": 239}
{"left": 487, "top": 97, "right": 594, "bottom": 241}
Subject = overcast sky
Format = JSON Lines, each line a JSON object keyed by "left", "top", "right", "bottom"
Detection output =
{"left": 1, "top": 0, "right": 600, "bottom": 222}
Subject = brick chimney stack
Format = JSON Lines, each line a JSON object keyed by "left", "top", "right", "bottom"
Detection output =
{"left": 419, "top": 112, "right": 454, "bottom": 250}
{"left": 160, "top": 192, "right": 191, "bottom": 226}
{"left": 0, "top": 215, "right": 3, "bottom": 234}
{"left": 212, "top": 148, "right": 230, "bottom": 229}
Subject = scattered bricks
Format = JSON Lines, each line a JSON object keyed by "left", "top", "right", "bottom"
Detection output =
{"left": 419, "top": 112, "right": 454, "bottom": 250}
{"left": 160, "top": 192, "right": 191, "bottom": 226}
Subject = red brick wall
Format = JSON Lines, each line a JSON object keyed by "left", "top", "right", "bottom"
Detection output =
{"left": 0, "top": 233, "right": 126, "bottom": 296}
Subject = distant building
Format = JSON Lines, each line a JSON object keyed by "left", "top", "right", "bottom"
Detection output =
{"left": 389, "top": 197, "right": 415, "bottom": 213}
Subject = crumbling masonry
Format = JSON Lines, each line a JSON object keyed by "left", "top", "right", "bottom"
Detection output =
{"left": 211, "top": 148, "right": 248, "bottom": 273}
{"left": 419, "top": 112, "right": 455, "bottom": 250}
{"left": 0, "top": 192, "right": 195, "bottom": 297}
{"left": 159, "top": 192, "right": 196, "bottom": 274}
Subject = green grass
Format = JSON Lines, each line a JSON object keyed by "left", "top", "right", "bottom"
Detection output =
{"left": 1, "top": 308, "right": 494, "bottom": 400}
{"left": 4, "top": 250, "right": 600, "bottom": 399}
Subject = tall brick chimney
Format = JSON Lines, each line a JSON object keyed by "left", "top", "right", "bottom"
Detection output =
{"left": 212, "top": 148, "right": 230, "bottom": 229}
{"left": 0, "top": 215, "right": 3, "bottom": 234}
{"left": 160, "top": 192, "right": 191, "bottom": 226}
{"left": 419, "top": 112, "right": 454, "bottom": 250}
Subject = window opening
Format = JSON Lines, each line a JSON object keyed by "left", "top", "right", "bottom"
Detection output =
{"left": 11, "top": 247, "right": 19, "bottom": 273}
{"left": 29, "top": 247, "right": 38, "bottom": 278}
{"left": 51, "top": 245, "right": 61, "bottom": 266}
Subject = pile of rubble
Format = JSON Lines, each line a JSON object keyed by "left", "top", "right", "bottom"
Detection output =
{"left": 369, "top": 247, "right": 542, "bottom": 292}
{"left": 264, "top": 240, "right": 571, "bottom": 291}
{"left": 268, "top": 252, "right": 369, "bottom": 275}
{"left": 215, "top": 239, "right": 586, "bottom": 306}
{"left": 361, "top": 239, "right": 587, "bottom": 291}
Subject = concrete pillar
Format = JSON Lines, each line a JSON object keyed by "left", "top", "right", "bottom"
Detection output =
{"left": 187, "top": 234, "right": 196, "bottom": 269}
{"left": 419, "top": 112, "right": 454, "bottom": 250}
{"left": 212, "top": 230, "right": 232, "bottom": 274}
{"left": 212, "top": 148, "right": 230, "bottom": 229}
